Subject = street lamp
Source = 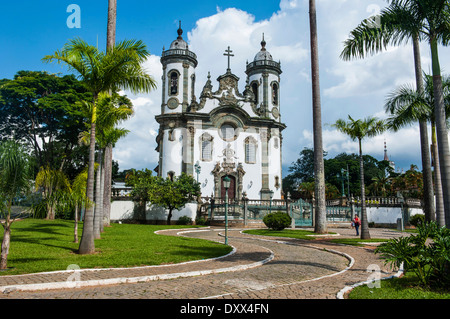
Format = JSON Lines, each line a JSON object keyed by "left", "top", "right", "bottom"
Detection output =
{"left": 269, "top": 190, "right": 274, "bottom": 214}
{"left": 223, "top": 175, "right": 231, "bottom": 245}
{"left": 397, "top": 191, "right": 405, "bottom": 231}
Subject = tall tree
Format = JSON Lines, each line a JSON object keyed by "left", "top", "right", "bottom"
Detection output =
{"left": 103, "top": 0, "right": 118, "bottom": 230}
{"left": 0, "top": 141, "right": 31, "bottom": 269}
{"left": 385, "top": 73, "right": 450, "bottom": 226}
{"left": 309, "top": 0, "right": 327, "bottom": 234}
{"left": 333, "top": 116, "right": 386, "bottom": 239}
{"left": 35, "top": 166, "right": 71, "bottom": 220}
{"left": 89, "top": 93, "right": 133, "bottom": 238}
{"left": 43, "top": 38, "right": 157, "bottom": 254}
{"left": 70, "top": 168, "right": 89, "bottom": 243}
{"left": 341, "top": 0, "right": 450, "bottom": 228}
{"left": 0, "top": 71, "right": 91, "bottom": 178}
{"left": 340, "top": 1, "right": 435, "bottom": 226}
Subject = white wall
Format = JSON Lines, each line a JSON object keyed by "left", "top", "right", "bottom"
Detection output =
{"left": 366, "top": 207, "right": 423, "bottom": 224}
{"left": 110, "top": 200, "right": 198, "bottom": 222}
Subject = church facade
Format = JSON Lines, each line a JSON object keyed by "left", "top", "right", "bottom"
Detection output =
{"left": 155, "top": 25, "right": 286, "bottom": 200}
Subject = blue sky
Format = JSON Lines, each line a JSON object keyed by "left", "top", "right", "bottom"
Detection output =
{"left": 0, "top": 1, "right": 280, "bottom": 78}
{"left": 2, "top": 0, "right": 450, "bottom": 177}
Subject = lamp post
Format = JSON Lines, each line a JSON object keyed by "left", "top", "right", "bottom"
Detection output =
{"left": 397, "top": 192, "right": 405, "bottom": 231}
{"left": 223, "top": 175, "right": 231, "bottom": 245}
{"left": 269, "top": 190, "right": 274, "bottom": 214}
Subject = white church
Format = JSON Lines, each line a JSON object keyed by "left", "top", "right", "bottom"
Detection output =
{"left": 154, "top": 24, "right": 286, "bottom": 201}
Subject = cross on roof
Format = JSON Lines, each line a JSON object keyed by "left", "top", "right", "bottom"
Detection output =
{"left": 223, "top": 46, "right": 234, "bottom": 72}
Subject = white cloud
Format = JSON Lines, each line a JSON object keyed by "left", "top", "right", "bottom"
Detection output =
{"left": 112, "top": 0, "right": 450, "bottom": 176}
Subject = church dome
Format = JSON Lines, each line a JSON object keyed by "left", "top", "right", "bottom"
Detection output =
{"left": 169, "top": 23, "right": 189, "bottom": 50}
{"left": 254, "top": 34, "right": 273, "bottom": 61}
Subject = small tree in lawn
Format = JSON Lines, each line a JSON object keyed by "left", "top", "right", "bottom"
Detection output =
{"left": 0, "top": 141, "right": 31, "bottom": 270}
{"left": 149, "top": 173, "right": 201, "bottom": 225}
{"left": 333, "top": 115, "right": 386, "bottom": 239}
{"left": 125, "top": 168, "right": 155, "bottom": 221}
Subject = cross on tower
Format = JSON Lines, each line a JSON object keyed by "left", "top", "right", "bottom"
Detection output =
{"left": 223, "top": 46, "right": 234, "bottom": 72}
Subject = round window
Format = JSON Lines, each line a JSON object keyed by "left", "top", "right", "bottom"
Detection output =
{"left": 220, "top": 124, "right": 236, "bottom": 141}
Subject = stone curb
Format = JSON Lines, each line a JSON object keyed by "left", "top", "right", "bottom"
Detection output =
{"left": 336, "top": 264, "right": 404, "bottom": 299}
{"left": 0, "top": 228, "right": 274, "bottom": 294}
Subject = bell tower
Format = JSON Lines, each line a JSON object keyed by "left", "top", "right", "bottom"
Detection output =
{"left": 245, "top": 34, "right": 282, "bottom": 121}
{"left": 160, "top": 22, "right": 198, "bottom": 114}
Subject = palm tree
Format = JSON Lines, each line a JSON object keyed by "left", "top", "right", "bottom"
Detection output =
{"left": 103, "top": 0, "right": 118, "bottom": 230}
{"left": 70, "top": 168, "right": 89, "bottom": 243}
{"left": 43, "top": 38, "right": 156, "bottom": 254}
{"left": 0, "top": 141, "right": 31, "bottom": 269}
{"left": 385, "top": 73, "right": 450, "bottom": 226}
{"left": 341, "top": 0, "right": 450, "bottom": 228}
{"left": 35, "top": 166, "right": 71, "bottom": 220}
{"left": 333, "top": 116, "right": 386, "bottom": 239}
{"left": 78, "top": 93, "right": 133, "bottom": 239}
{"left": 340, "top": 1, "right": 435, "bottom": 226}
{"left": 309, "top": 0, "right": 327, "bottom": 234}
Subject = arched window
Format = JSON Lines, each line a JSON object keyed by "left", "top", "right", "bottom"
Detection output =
{"left": 245, "top": 136, "right": 257, "bottom": 164}
{"left": 200, "top": 133, "right": 213, "bottom": 162}
{"left": 169, "top": 71, "right": 179, "bottom": 95}
{"left": 251, "top": 82, "right": 259, "bottom": 104}
{"left": 272, "top": 82, "right": 279, "bottom": 105}
{"left": 191, "top": 74, "right": 196, "bottom": 100}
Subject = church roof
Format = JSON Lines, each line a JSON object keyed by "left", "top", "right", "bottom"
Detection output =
{"left": 254, "top": 34, "right": 273, "bottom": 61}
{"left": 169, "top": 22, "right": 189, "bottom": 50}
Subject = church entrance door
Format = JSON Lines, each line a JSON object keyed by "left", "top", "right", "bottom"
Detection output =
{"left": 221, "top": 175, "right": 236, "bottom": 201}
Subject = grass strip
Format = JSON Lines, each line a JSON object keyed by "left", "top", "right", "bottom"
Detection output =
{"left": 0, "top": 219, "right": 232, "bottom": 275}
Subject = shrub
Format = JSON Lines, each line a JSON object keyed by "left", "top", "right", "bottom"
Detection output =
{"left": 263, "top": 211, "right": 292, "bottom": 231}
{"left": 409, "top": 214, "right": 425, "bottom": 227}
{"left": 375, "top": 221, "right": 450, "bottom": 287}
{"left": 176, "top": 216, "right": 193, "bottom": 225}
{"left": 195, "top": 217, "right": 208, "bottom": 226}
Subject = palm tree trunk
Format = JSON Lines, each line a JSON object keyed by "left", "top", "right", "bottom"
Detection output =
{"left": 432, "top": 123, "right": 445, "bottom": 227}
{"left": 100, "top": 160, "right": 105, "bottom": 233}
{"left": 359, "top": 139, "right": 370, "bottom": 239}
{"left": 309, "top": 0, "right": 327, "bottom": 234}
{"left": 79, "top": 114, "right": 97, "bottom": 254}
{"left": 107, "top": 0, "right": 117, "bottom": 51}
{"left": 0, "top": 208, "right": 12, "bottom": 270}
{"left": 413, "top": 36, "right": 435, "bottom": 222}
{"left": 102, "top": 0, "right": 117, "bottom": 228}
{"left": 430, "top": 38, "right": 450, "bottom": 228}
{"left": 74, "top": 204, "right": 79, "bottom": 243}
{"left": 0, "top": 225, "right": 11, "bottom": 270}
{"left": 93, "top": 150, "right": 103, "bottom": 239}
{"left": 103, "top": 145, "right": 113, "bottom": 228}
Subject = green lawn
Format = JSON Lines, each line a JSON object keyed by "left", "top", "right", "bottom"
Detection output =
{"left": 348, "top": 272, "right": 450, "bottom": 299}
{"left": 0, "top": 219, "right": 232, "bottom": 275}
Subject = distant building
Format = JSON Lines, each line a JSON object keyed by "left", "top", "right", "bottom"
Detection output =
{"left": 383, "top": 140, "right": 395, "bottom": 174}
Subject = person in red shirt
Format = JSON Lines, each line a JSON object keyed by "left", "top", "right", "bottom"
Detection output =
{"left": 353, "top": 215, "right": 360, "bottom": 236}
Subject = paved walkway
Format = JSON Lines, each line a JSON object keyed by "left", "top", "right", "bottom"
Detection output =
{"left": 0, "top": 227, "right": 408, "bottom": 299}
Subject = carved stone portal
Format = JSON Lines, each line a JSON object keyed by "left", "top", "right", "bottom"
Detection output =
{"left": 212, "top": 161, "right": 246, "bottom": 200}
